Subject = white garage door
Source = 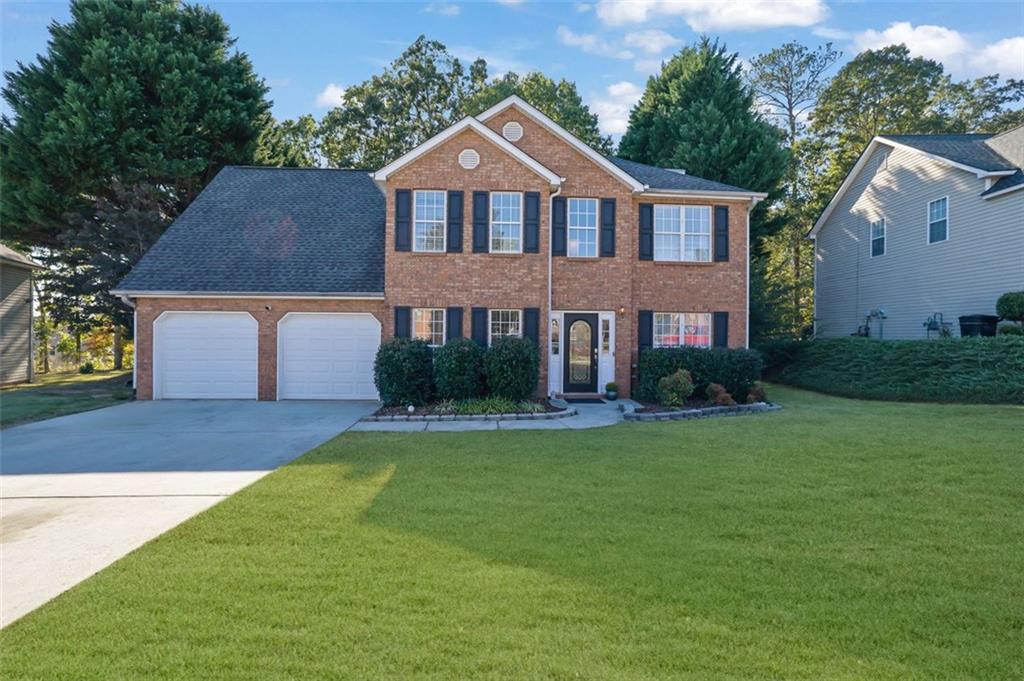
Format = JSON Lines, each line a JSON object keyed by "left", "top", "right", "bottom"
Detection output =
{"left": 278, "top": 313, "right": 380, "bottom": 400}
{"left": 153, "top": 312, "right": 258, "bottom": 399}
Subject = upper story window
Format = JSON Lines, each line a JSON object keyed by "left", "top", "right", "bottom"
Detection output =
{"left": 413, "top": 308, "right": 445, "bottom": 347}
{"left": 928, "top": 197, "right": 948, "bottom": 244}
{"left": 870, "top": 218, "right": 886, "bottom": 257}
{"left": 654, "top": 312, "right": 711, "bottom": 348}
{"left": 490, "top": 192, "right": 522, "bottom": 253}
{"left": 654, "top": 205, "right": 711, "bottom": 262}
{"left": 489, "top": 309, "right": 522, "bottom": 342}
{"left": 568, "top": 198, "right": 598, "bottom": 258}
{"left": 414, "top": 190, "right": 446, "bottom": 252}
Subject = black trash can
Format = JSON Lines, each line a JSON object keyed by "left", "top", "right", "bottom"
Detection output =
{"left": 958, "top": 314, "right": 1000, "bottom": 337}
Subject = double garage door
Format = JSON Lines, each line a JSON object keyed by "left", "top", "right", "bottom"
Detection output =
{"left": 153, "top": 312, "right": 379, "bottom": 400}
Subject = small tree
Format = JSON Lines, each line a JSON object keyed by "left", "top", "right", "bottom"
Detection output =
{"left": 996, "top": 291, "right": 1024, "bottom": 323}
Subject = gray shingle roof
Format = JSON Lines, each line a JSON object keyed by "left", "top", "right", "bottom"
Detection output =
{"left": 606, "top": 157, "right": 756, "bottom": 193}
{"left": 982, "top": 169, "right": 1024, "bottom": 196}
{"left": 115, "top": 167, "right": 384, "bottom": 295}
{"left": 879, "top": 134, "right": 1016, "bottom": 172}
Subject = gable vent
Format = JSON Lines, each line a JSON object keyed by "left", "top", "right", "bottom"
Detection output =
{"left": 458, "top": 148, "right": 480, "bottom": 170}
{"left": 502, "top": 121, "right": 524, "bottom": 142}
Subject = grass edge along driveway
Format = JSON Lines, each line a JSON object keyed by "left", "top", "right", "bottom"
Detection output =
{"left": 1, "top": 385, "right": 1020, "bottom": 680}
{"left": 0, "top": 370, "right": 133, "bottom": 428}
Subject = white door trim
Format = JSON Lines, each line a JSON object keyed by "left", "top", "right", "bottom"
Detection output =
{"left": 275, "top": 311, "right": 382, "bottom": 401}
{"left": 548, "top": 310, "right": 615, "bottom": 395}
{"left": 152, "top": 310, "right": 259, "bottom": 400}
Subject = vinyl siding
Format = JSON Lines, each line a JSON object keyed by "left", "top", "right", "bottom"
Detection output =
{"left": 814, "top": 144, "right": 1024, "bottom": 339}
{"left": 1, "top": 264, "right": 33, "bottom": 384}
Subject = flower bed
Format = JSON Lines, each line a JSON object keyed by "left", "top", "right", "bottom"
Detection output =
{"left": 364, "top": 397, "right": 571, "bottom": 422}
{"left": 623, "top": 401, "right": 780, "bottom": 422}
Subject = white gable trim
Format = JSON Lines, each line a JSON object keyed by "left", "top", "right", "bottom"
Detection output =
{"left": 475, "top": 95, "right": 646, "bottom": 192}
{"left": 372, "top": 117, "right": 562, "bottom": 185}
{"left": 982, "top": 181, "right": 1024, "bottom": 200}
{"left": 810, "top": 136, "right": 1016, "bottom": 238}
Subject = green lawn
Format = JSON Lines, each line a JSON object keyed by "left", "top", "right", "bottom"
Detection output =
{"left": 2, "top": 386, "right": 1021, "bottom": 680}
{"left": 0, "top": 369, "right": 133, "bottom": 428}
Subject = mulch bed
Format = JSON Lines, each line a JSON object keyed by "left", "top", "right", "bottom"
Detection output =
{"left": 374, "top": 399, "right": 564, "bottom": 417}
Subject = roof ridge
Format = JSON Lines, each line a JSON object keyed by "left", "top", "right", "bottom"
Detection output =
{"left": 223, "top": 165, "right": 374, "bottom": 172}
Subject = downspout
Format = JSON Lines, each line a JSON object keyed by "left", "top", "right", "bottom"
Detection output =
{"left": 119, "top": 294, "right": 137, "bottom": 390}
{"left": 746, "top": 199, "right": 756, "bottom": 349}
{"left": 547, "top": 182, "right": 563, "bottom": 397}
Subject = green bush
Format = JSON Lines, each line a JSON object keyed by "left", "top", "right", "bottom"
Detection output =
{"left": 997, "top": 324, "right": 1023, "bottom": 336}
{"left": 433, "top": 338, "right": 484, "bottom": 400}
{"left": 657, "top": 369, "right": 694, "bottom": 408}
{"left": 373, "top": 338, "right": 434, "bottom": 406}
{"left": 773, "top": 336, "right": 1024, "bottom": 404}
{"left": 78, "top": 362, "right": 95, "bottom": 374}
{"left": 996, "top": 291, "right": 1024, "bottom": 322}
{"left": 484, "top": 336, "right": 539, "bottom": 401}
{"left": 637, "top": 347, "right": 763, "bottom": 402}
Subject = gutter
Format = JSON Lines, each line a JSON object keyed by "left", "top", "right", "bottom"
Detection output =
{"left": 110, "top": 290, "right": 386, "bottom": 300}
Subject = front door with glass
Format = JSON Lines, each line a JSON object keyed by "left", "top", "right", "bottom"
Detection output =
{"left": 562, "top": 313, "right": 598, "bottom": 393}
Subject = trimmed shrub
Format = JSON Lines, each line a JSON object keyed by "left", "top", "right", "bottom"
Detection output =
{"left": 484, "top": 336, "right": 539, "bottom": 401}
{"left": 434, "top": 338, "right": 484, "bottom": 400}
{"left": 997, "top": 323, "right": 1023, "bottom": 336}
{"left": 773, "top": 336, "right": 1024, "bottom": 404}
{"left": 746, "top": 384, "right": 767, "bottom": 404}
{"left": 637, "top": 347, "right": 763, "bottom": 403}
{"left": 657, "top": 369, "right": 694, "bottom": 408}
{"left": 78, "top": 362, "right": 95, "bottom": 374}
{"left": 373, "top": 338, "right": 434, "bottom": 406}
{"left": 996, "top": 291, "right": 1024, "bottom": 322}
{"left": 706, "top": 382, "right": 736, "bottom": 406}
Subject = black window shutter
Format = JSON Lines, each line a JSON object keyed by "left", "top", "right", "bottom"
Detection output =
{"left": 394, "top": 306, "right": 411, "bottom": 338}
{"left": 714, "top": 205, "right": 729, "bottom": 262}
{"left": 395, "top": 189, "right": 412, "bottom": 252}
{"left": 638, "top": 310, "right": 653, "bottom": 355}
{"left": 600, "top": 198, "right": 616, "bottom": 257}
{"left": 447, "top": 191, "right": 464, "bottom": 253}
{"left": 639, "top": 203, "right": 654, "bottom": 260}
{"left": 523, "top": 308, "right": 540, "bottom": 346}
{"left": 471, "top": 307, "right": 488, "bottom": 346}
{"left": 713, "top": 311, "right": 729, "bottom": 347}
{"left": 446, "top": 307, "right": 463, "bottom": 341}
{"left": 551, "top": 196, "right": 567, "bottom": 256}
{"left": 524, "top": 192, "right": 540, "bottom": 253}
{"left": 472, "top": 192, "right": 489, "bottom": 253}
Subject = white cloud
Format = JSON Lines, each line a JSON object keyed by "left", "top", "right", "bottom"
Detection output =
{"left": 853, "top": 22, "right": 1024, "bottom": 79}
{"left": 424, "top": 2, "right": 460, "bottom": 16}
{"left": 590, "top": 81, "right": 643, "bottom": 136}
{"left": 494, "top": 0, "right": 524, "bottom": 5}
{"left": 556, "top": 25, "right": 634, "bottom": 59}
{"left": 812, "top": 26, "right": 851, "bottom": 41}
{"left": 575, "top": 3, "right": 593, "bottom": 12}
{"left": 450, "top": 45, "right": 530, "bottom": 78}
{"left": 596, "top": 0, "right": 828, "bottom": 31}
{"left": 315, "top": 83, "right": 346, "bottom": 108}
{"left": 633, "top": 58, "right": 664, "bottom": 74}
{"left": 623, "top": 29, "right": 680, "bottom": 55}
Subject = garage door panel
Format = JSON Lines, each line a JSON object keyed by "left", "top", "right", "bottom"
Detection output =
{"left": 155, "top": 312, "right": 258, "bottom": 399}
{"left": 278, "top": 314, "right": 380, "bottom": 400}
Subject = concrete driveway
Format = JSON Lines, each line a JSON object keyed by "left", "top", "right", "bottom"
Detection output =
{"left": 0, "top": 399, "right": 375, "bottom": 628}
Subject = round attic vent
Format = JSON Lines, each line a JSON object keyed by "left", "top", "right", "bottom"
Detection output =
{"left": 502, "top": 121, "right": 524, "bottom": 142}
{"left": 458, "top": 148, "right": 480, "bottom": 169}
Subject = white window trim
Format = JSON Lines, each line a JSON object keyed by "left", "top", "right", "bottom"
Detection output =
{"left": 488, "top": 308, "right": 523, "bottom": 345}
{"left": 653, "top": 312, "right": 712, "bottom": 349}
{"left": 927, "top": 196, "right": 949, "bottom": 245}
{"left": 412, "top": 307, "right": 446, "bottom": 347}
{"left": 870, "top": 217, "right": 886, "bottom": 258}
{"left": 413, "top": 189, "right": 446, "bottom": 253}
{"left": 489, "top": 191, "right": 524, "bottom": 254}
{"left": 567, "top": 197, "right": 600, "bottom": 259}
{"left": 653, "top": 204, "right": 712, "bottom": 263}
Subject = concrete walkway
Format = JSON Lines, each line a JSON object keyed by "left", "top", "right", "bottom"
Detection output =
{"left": 0, "top": 400, "right": 374, "bottom": 628}
{"left": 349, "top": 400, "right": 633, "bottom": 432}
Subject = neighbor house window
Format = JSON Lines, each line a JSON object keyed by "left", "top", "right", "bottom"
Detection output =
{"left": 870, "top": 218, "right": 885, "bottom": 257}
{"left": 653, "top": 312, "right": 711, "bottom": 348}
{"left": 413, "top": 308, "right": 445, "bottom": 347}
{"left": 928, "top": 197, "right": 948, "bottom": 244}
{"left": 490, "top": 192, "right": 522, "bottom": 253}
{"left": 414, "top": 190, "right": 445, "bottom": 252}
{"left": 489, "top": 309, "right": 521, "bottom": 342}
{"left": 568, "top": 198, "right": 598, "bottom": 258}
{"left": 654, "top": 205, "right": 711, "bottom": 262}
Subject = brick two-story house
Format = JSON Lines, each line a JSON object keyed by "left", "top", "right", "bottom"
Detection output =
{"left": 114, "top": 96, "right": 765, "bottom": 400}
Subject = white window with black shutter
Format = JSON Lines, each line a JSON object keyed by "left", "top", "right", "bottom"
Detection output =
{"left": 653, "top": 205, "right": 712, "bottom": 262}
{"left": 567, "top": 198, "right": 598, "bottom": 257}
{"left": 652, "top": 313, "right": 711, "bottom": 348}
{"left": 412, "top": 308, "right": 445, "bottom": 347}
{"left": 489, "top": 309, "right": 522, "bottom": 342}
{"left": 413, "top": 190, "right": 446, "bottom": 252}
{"left": 490, "top": 192, "right": 522, "bottom": 253}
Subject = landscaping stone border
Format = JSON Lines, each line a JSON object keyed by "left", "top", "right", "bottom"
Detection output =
{"left": 622, "top": 402, "right": 781, "bottom": 422}
{"left": 360, "top": 408, "right": 578, "bottom": 423}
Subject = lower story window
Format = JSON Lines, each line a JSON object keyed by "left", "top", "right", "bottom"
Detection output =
{"left": 489, "top": 309, "right": 522, "bottom": 342}
{"left": 654, "top": 312, "right": 711, "bottom": 348}
{"left": 413, "top": 308, "right": 445, "bottom": 347}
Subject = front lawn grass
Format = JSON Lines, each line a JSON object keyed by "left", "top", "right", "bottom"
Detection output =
{"left": 0, "top": 369, "right": 133, "bottom": 428}
{"left": 2, "top": 386, "right": 1021, "bottom": 679}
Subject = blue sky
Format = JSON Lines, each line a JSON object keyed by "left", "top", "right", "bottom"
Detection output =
{"left": 3, "top": 1, "right": 1023, "bottom": 139}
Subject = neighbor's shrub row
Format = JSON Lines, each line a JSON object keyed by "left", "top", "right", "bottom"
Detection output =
{"left": 374, "top": 337, "right": 539, "bottom": 406}
{"left": 763, "top": 336, "right": 1024, "bottom": 404}
{"left": 637, "top": 347, "right": 763, "bottom": 403}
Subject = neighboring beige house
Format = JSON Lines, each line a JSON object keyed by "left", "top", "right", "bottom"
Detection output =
{"left": 1, "top": 245, "right": 44, "bottom": 385}
{"left": 810, "top": 127, "right": 1024, "bottom": 339}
